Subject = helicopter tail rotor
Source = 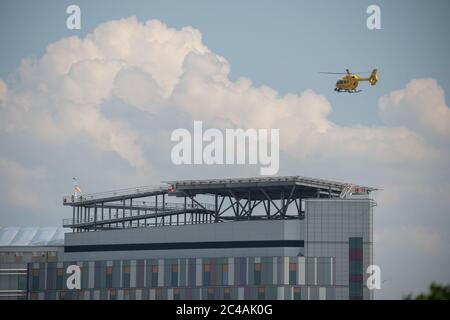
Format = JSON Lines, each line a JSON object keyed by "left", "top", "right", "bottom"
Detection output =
{"left": 369, "top": 69, "right": 378, "bottom": 85}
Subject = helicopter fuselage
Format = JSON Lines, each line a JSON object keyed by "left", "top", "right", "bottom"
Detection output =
{"left": 335, "top": 74, "right": 360, "bottom": 91}
{"left": 333, "top": 69, "right": 378, "bottom": 93}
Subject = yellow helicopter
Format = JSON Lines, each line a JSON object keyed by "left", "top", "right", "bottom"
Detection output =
{"left": 320, "top": 69, "right": 378, "bottom": 93}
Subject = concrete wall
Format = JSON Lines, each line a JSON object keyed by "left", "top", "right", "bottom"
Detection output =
{"left": 64, "top": 220, "right": 305, "bottom": 261}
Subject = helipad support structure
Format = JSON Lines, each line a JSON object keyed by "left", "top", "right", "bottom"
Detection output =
{"left": 1, "top": 176, "right": 376, "bottom": 300}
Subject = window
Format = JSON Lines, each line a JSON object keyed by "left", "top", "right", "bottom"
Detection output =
{"left": 151, "top": 265, "right": 158, "bottom": 287}
{"left": 254, "top": 263, "right": 261, "bottom": 285}
{"left": 106, "top": 266, "right": 113, "bottom": 288}
{"left": 123, "top": 265, "right": 131, "bottom": 288}
{"left": 207, "top": 287, "right": 214, "bottom": 299}
{"left": 173, "top": 288, "right": 181, "bottom": 300}
{"left": 222, "top": 263, "right": 229, "bottom": 285}
{"left": 106, "top": 266, "right": 113, "bottom": 275}
{"left": 155, "top": 287, "right": 163, "bottom": 300}
{"left": 110, "top": 289, "right": 117, "bottom": 300}
{"left": 203, "top": 263, "right": 211, "bottom": 286}
{"left": 223, "top": 287, "right": 231, "bottom": 300}
{"left": 171, "top": 264, "right": 179, "bottom": 287}
{"left": 289, "top": 262, "right": 297, "bottom": 285}
{"left": 257, "top": 287, "right": 265, "bottom": 300}
{"left": 294, "top": 287, "right": 301, "bottom": 300}
{"left": 18, "top": 275, "right": 27, "bottom": 290}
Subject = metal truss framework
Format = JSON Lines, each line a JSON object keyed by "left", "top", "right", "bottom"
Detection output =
{"left": 63, "top": 176, "right": 374, "bottom": 232}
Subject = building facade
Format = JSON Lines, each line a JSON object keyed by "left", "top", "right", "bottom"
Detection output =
{"left": 0, "top": 176, "right": 376, "bottom": 300}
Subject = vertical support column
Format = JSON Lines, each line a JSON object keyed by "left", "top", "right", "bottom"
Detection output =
{"left": 155, "top": 195, "right": 158, "bottom": 227}
{"left": 247, "top": 191, "right": 251, "bottom": 219}
{"left": 94, "top": 206, "right": 97, "bottom": 231}
{"left": 215, "top": 194, "right": 218, "bottom": 222}
{"left": 137, "top": 204, "right": 140, "bottom": 228}
{"left": 76, "top": 206, "right": 80, "bottom": 232}
{"left": 130, "top": 198, "right": 133, "bottom": 228}
{"left": 122, "top": 200, "right": 125, "bottom": 228}
{"left": 297, "top": 196, "right": 302, "bottom": 216}
{"left": 161, "top": 193, "right": 166, "bottom": 225}
{"left": 184, "top": 196, "right": 187, "bottom": 225}
{"left": 191, "top": 197, "right": 194, "bottom": 224}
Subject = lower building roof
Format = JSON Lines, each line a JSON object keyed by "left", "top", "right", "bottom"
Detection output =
{"left": 0, "top": 227, "right": 68, "bottom": 246}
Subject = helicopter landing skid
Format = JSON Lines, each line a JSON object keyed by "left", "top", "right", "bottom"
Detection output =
{"left": 334, "top": 88, "right": 362, "bottom": 93}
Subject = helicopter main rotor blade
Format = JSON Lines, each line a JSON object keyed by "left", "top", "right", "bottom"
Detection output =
{"left": 319, "top": 71, "right": 371, "bottom": 74}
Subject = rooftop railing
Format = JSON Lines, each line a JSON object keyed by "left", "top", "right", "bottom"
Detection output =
{"left": 63, "top": 185, "right": 168, "bottom": 204}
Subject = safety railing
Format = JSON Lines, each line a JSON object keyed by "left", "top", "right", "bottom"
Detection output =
{"left": 62, "top": 201, "right": 215, "bottom": 227}
{"left": 63, "top": 185, "right": 168, "bottom": 204}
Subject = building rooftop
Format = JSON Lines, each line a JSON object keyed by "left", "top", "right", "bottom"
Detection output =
{"left": 164, "top": 175, "right": 376, "bottom": 199}
{"left": 0, "top": 227, "right": 68, "bottom": 247}
{"left": 60, "top": 175, "right": 377, "bottom": 232}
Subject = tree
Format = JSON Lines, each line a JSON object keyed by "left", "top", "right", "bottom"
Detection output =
{"left": 404, "top": 282, "right": 450, "bottom": 300}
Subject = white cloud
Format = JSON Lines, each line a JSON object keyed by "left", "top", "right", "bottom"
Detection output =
{"left": 379, "top": 78, "right": 450, "bottom": 142}
{"left": 0, "top": 79, "right": 7, "bottom": 106}
{"left": 113, "top": 68, "right": 164, "bottom": 111}
{"left": 0, "top": 158, "right": 47, "bottom": 209}
{"left": 0, "top": 17, "right": 212, "bottom": 168}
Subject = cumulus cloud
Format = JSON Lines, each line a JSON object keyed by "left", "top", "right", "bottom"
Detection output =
{"left": 113, "top": 68, "right": 164, "bottom": 111}
{"left": 0, "top": 158, "right": 47, "bottom": 209}
{"left": 3, "top": 16, "right": 445, "bottom": 171}
{"left": 0, "top": 79, "right": 6, "bottom": 106}
{"left": 379, "top": 78, "right": 450, "bottom": 142}
{"left": 0, "top": 17, "right": 210, "bottom": 168}
{"left": 0, "top": 17, "right": 449, "bottom": 298}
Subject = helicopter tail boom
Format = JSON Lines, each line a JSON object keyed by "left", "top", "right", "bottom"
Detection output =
{"left": 360, "top": 69, "right": 378, "bottom": 85}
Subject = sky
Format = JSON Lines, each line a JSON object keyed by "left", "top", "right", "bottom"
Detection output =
{"left": 0, "top": 0, "right": 449, "bottom": 299}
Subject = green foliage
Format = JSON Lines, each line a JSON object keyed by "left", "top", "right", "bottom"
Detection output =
{"left": 404, "top": 282, "right": 450, "bottom": 300}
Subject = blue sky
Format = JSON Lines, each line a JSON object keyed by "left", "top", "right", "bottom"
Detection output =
{"left": 1, "top": 0, "right": 450, "bottom": 126}
{"left": 1, "top": 0, "right": 450, "bottom": 299}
